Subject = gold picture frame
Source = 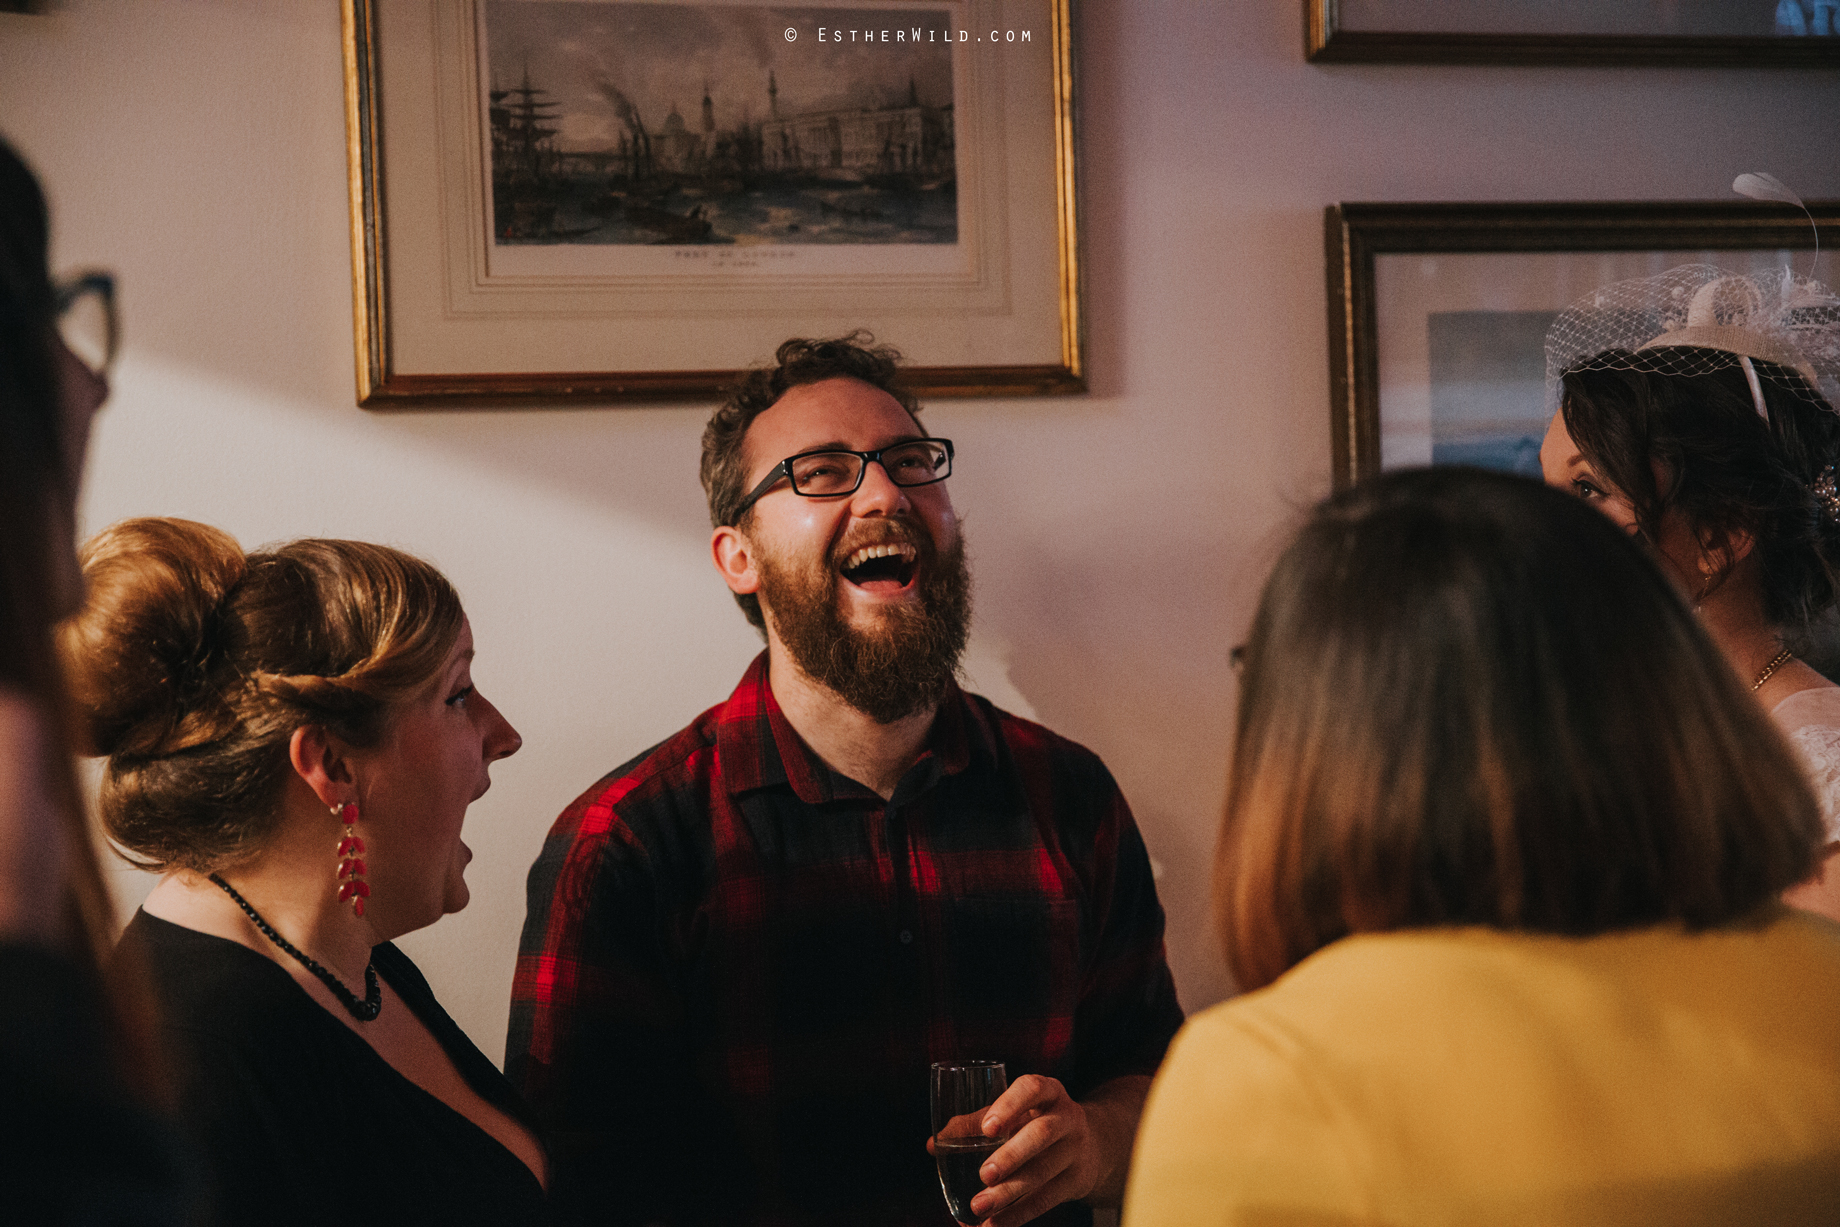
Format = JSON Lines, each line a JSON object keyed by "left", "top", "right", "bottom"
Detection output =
{"left": 1306, "top": 0, "right": 1840, "bottom": 66}
{"left": 341, "top": 0, "right": 1083, "bottom": 408}
{"left": 1324, "top": 201, "right": 1837, "bottom": 490}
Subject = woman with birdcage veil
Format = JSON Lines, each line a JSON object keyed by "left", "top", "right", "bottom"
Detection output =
{"left": 1540, "top": 258, "right": 1840, "bottom": 921}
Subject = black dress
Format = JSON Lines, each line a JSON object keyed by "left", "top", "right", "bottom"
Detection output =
{"left": 121, "top": 911, "right": 549, "bottom": 1227}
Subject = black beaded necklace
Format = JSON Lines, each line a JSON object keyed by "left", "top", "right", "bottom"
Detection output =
{"left": 209, "top": 873, "right": 382, "bottom": 1022}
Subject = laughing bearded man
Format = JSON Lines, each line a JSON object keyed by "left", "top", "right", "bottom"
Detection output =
{"left": 508, "top": 335, "right": 1183, "bottom": 1227}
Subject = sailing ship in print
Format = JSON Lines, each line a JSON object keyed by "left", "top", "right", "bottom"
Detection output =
{"left": 483, "top": 2, "right": 960, "bottom": 247}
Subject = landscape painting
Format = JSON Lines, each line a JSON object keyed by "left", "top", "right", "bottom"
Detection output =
{"left": 1423, "top": 310, "right": 1556, "bottom": 477}
{"left": 1348, "top": 231, "right": 1826, "bottom": 487}
{"left": 480, "top": 1, "right": 960, "bottom": 248}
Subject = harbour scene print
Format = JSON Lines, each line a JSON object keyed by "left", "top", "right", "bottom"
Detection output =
{"left": 482, "top": 2, "right": 959, "bottom": 247}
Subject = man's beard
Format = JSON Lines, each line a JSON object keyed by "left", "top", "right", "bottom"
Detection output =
{"left": 757, "top": 519, "right": 972, "bottom": 725}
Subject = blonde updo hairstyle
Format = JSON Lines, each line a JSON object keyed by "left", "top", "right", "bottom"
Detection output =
{"left": 61, "top": 518, "right": 465, "bottom": 872}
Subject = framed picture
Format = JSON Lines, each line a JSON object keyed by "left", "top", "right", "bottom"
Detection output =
{"left": 1323, "top": 201, "right": 1838, "bottom": 490}
{"left": 341, "top": 0, "right": 1081, "bottom": 408}
{"left": 1306, "top": 0, "right": 1840, "bottom": 65}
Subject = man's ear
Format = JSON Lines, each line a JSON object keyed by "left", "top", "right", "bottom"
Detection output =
{"left": 288, "top": 725, "right": 355, "bottom": 812}
{"left": 712, "top": 524, "right": 762, "bottom": 597}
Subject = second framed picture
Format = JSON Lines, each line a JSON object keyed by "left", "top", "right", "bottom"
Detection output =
{"left": 1306, "top": 0, "right": 1840, "bottom": 65}
{"left": 1324, "top": 201, "right": 1836, "bottom": 490}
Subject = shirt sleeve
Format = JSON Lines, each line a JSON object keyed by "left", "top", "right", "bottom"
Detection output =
{"left": 506, "top": 784, "right": 743, "bottom": 1227}
{"left": 1065, "top": 759, "right": 1186, "bottom": 1096}
{"left": 1121, "top": 1009, "right": 1368, "bottom": 1227}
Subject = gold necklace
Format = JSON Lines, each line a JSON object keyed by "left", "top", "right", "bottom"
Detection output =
{"left": 1752, "top": 647, "right": 1794, "bottom": 692}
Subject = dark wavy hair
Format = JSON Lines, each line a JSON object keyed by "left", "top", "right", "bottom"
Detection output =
{"left": 1558, "top": 351, "right": 1840, "bottom": 631}
{"left": 1218, "top": 468, "right": 1823, "bottom": 993}
{"left": 700, "top": 331, "right": 922, "bottom": 628}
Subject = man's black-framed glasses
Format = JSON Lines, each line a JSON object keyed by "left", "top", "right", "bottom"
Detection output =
{"left": 55, "top": 270, "right": 118, "bottom": 379}
{"left": 732, "top": 438, "right": 954, "bottom": 520}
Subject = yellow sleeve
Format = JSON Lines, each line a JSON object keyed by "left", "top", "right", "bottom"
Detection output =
{"left": 1121, "top": 1007, "right": 1369, "bottom": 1227}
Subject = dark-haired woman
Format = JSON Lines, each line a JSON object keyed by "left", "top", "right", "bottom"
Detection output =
{"left": 64, "top": 516, "right": 547, "bottom": 1227}
{"left": 1539, "top": 265, "right": 1840, "bottom": 921}
{"left": 0, "top": 136, "right": 197, "bottom": 1221}
{"left": 1122, "top": 468, "right": 1840, "bottom": 1225}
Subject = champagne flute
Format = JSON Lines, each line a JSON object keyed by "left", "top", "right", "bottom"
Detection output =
{"left": 931, "top": 1061, "right": 1008, "bottom": 1225}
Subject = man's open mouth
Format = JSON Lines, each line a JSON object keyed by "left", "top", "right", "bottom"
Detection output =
{"left": 840, "top": 542, "right": 919, "bottom": 593}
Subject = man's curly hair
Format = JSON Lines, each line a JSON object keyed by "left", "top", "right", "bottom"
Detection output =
{"left": 702, "top": 332, "right": 924, "bottom": 629}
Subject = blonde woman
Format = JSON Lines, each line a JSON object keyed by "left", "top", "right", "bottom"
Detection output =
{"left": 65, "top": 518, "right": 544, "bottom": 1227}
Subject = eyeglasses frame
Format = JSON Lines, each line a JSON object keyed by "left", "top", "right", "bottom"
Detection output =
{"left": 730, "top": 438, "right": 955, "bottom": 522}
{"left": 53, "top": 270, "right": 119, "bottom": 377}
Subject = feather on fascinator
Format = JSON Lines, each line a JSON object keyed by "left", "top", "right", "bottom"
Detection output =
{"left": 1545, "top": 175, "right": 1840, "bottom": 417}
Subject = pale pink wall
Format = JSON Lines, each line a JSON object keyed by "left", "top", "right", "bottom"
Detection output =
{"left": 2, "top": 0, "right": 1835, "bottom": 1054}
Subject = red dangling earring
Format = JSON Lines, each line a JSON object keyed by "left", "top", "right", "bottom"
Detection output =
{"left": 334, "top": 802, "right": 370, "bottom": 917}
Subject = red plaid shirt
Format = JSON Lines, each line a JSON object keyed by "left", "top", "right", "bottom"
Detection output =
{"left": 508, "top": 654, "right": 1182, "bottom": 1227}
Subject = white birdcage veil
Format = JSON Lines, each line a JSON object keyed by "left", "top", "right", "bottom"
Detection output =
{"left": 1544, "top": 263, "right": 1840, "bottom": 414}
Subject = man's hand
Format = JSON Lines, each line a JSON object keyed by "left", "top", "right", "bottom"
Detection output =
{"left": 927, "top": 1073, "right": 1151, "bottom": 1227}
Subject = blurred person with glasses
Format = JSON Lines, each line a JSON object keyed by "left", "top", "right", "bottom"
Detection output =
{"left": 509, "top": 334, "right": 1183, "bottom": 1227}
{"left": 56, "top": 269, "right": 117, "bottom": 380}
{"left": 0, "top": 136, "right": 194, "bottom": 1221}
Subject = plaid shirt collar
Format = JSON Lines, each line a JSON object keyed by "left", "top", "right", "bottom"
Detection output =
{"left": 715, "top": 651, "right": 981, "bottom": 804}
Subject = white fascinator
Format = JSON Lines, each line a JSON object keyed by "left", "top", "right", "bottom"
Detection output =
{"left": 1544, "top": 175, "right": 1840, "bottom": 419}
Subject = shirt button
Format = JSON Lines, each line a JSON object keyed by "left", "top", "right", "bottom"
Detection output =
{"left": 899, "top": 929, "right": 914, "bottom": 944}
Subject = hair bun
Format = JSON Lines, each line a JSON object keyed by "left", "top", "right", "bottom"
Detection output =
{"left": 60, "top": 517, "right": 248, "bottom": 758}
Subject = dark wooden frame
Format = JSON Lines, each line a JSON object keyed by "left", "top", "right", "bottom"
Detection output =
{"left": 1306, "top": 1, "right": 1840, "bottom": 66}
{"left": 340, "top": 0, "right": 1086, "bottom": 409}
{"left": 1324, "top": 201, "right": 1837, "bottom": 489}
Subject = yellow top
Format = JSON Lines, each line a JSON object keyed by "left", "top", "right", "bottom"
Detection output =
{"left": 1122, "top": 910, "right": 1840, "bottom": 1226}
